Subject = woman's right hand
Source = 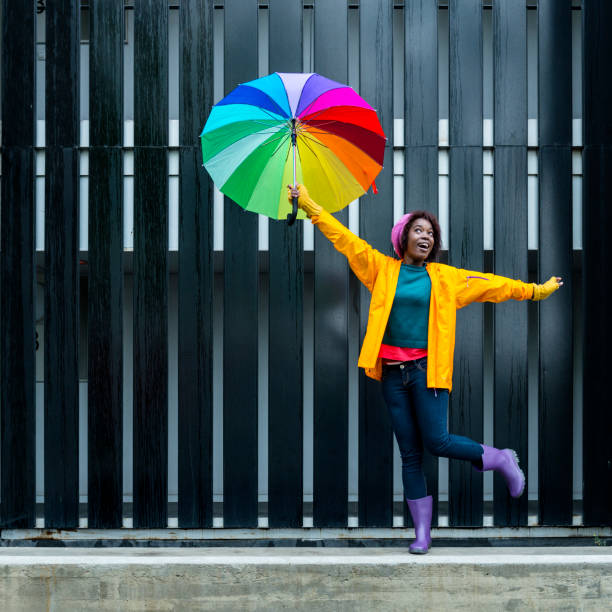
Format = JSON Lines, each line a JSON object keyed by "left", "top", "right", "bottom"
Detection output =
{"left": 287, "top": 184, "right": 322, "bottom": 218}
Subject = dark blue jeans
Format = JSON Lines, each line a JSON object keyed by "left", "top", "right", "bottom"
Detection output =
{"left": 381, "top": 358, "right": 484, "bottom": 500}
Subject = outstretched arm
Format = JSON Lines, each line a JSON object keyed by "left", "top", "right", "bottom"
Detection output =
{"left": 454, "top": 267, "right": 563, "bottom": 308}
{"left": 287, "top": 184, "right": 388, "bottom": 292}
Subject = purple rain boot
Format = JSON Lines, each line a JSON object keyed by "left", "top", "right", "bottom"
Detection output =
{"left": 474, "top": 444, "right": 525, "bottom": 498}
{"left": 406, "top": 495, "right": 433, "bottom": 554}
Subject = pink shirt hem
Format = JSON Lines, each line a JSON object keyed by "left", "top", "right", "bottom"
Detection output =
{"left": 378, "top": 345, "right": 428, "bottom": 362}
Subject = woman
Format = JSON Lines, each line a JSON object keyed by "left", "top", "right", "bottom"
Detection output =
{"left": 288, "top": 184, "right": 562, "bottom": 554}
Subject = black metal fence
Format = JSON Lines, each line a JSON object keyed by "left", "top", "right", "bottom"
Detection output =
{"left": 1, "top": 1, "right": 610, "bottom": 531}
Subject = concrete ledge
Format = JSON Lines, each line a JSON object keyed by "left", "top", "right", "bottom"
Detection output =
{"left": 3, "top": 525, "right": 612, "bottom": 543}
{"left": 1, "top": 547, "right": 611, "bottom": 610}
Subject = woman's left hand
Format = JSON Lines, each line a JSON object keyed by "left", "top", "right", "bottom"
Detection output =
{"left": 532, "top": 276, "right": 563, "bottom": 301}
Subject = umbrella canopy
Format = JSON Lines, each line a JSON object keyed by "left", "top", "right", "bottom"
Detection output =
{"left": 200, "top": 72, "right": 386, "bottom": 220}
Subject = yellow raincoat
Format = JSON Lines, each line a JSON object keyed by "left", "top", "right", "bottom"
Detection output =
{"left": 312, "top": 210, "right": 534, "bottom": 391}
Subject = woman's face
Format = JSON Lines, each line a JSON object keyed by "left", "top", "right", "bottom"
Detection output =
{"left": 403, "top": 217, "right": 434, "bottom": 266}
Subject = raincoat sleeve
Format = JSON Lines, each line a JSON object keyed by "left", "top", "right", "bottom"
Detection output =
{"left": 453, "top": 267, "right": 534, "bottom": 309}
{"left": 311, "top": 210, "right": 387, "bottom": 293}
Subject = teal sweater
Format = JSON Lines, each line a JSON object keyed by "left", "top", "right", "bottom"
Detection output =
{"left": 382, "top": 264, "right": 431, "bottom": 348}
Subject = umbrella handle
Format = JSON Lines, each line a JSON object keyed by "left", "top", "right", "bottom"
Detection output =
{"left": 287, "top": 125, "right": 299, "bottom": 225}
{"left": 287, "top": 196, "right": 298, "bottom": 225}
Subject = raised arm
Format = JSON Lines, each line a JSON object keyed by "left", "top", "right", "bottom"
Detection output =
{"left": 288, "top": 184, "right": 388, "bottom": 292}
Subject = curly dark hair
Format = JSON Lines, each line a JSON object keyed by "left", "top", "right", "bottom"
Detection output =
{"left": 399, "top": 210, "right": 442, "bottom": 262}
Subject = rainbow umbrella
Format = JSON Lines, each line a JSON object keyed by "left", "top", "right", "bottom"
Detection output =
{"left": 200, "top": 72, "right": 386, "bottom": 224}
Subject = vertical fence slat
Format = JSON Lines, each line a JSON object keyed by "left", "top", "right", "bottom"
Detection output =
{"left": 87, "top": 142, "right": 123, "bottom": 529}
{"left": 43, "top": 0, "right": 80, "bottom": 529}
{"left": 357, "top": 0, "right": 394, "bottom": 528}
{"left": 537, "top": 0, "right": 573, "bottom": 527}
{"left": 133, "top": 1, "right": 169, "bottom": 528}
{"left": 404, "top": 0, "right": 439, "bottom": 216}
{"left": 223, "top": 0, "right": 259, "bottom": 528}
{"left": 404, "top": 0, "right": 440, "bottom": 527}
{"left": 267, "top": 0, "right": 304, "bottom": 528}
{"left": 178, "top": 0, "right": 214, "bottom": 528}
{"left": 0, "top": 1, "right": 36, "bottom": 528}
{"left": 492, "top": 0, "right": 528, "bottom": 527}
{"left": 448, "top": 0, "right": 484, "bottom": 527}
{"left": 88, "top": 0, "right": 124, "bottom": 530}
{"left": 313, "top": 0, "right": 349, "bottom": 528}
{"left": 582, "top": 0, "right": 612, "bottom": 527}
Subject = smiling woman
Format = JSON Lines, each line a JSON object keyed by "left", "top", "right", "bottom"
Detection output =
{"left": 289, "top": 182, "right": 563, "bottom": 554}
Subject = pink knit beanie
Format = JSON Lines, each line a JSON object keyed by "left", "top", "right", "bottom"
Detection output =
{"left": 390, "top": 213, "right": 413, "bottom": 258}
